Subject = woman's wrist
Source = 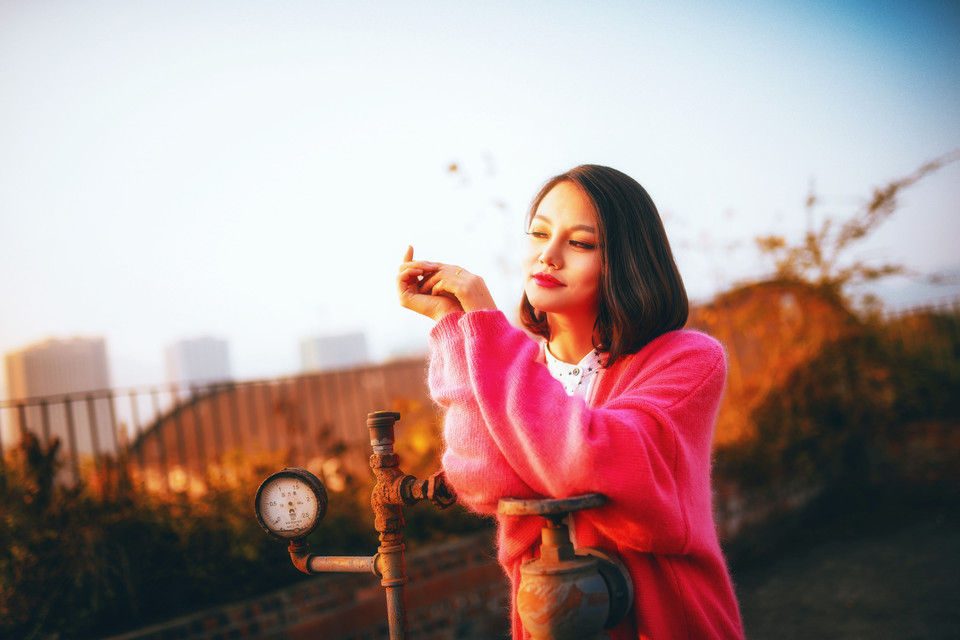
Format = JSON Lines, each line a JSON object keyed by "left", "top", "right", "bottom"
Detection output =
{"left": 432, "top": 303, "right": 466, "bottom": 322}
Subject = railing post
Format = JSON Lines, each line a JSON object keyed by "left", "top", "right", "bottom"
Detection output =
{"left": 106, "top": 391, "right": 119, "bottom": 455}
{"left": 170, "top": 386, "right": 188, "bottom": 487}
{"left": 128, "top": 390, "right": 146, "bottom": 484}
{"left": 86, "top": 394, "right": 103, "bottom": 482}
{"left": 0, "top": 408, "right": 7, "bottom": 493}
{"left": 226, "top": 382, "right": 244, "bottom": 452}
{"left": 17, "top": 404, "right": 28, "bottom": 442}
{"left": 62, "top": 397, "right": 81, "bottom": 485}
{"left": 188, "top": 384, "right": 207, "bottom": 479}
{"left": 39, "top": 400, "right": 51, "bottom": 443}
{"left": 208, "top": 384, "right": 225, "bottom": 462}
{"left": 150, "top": 388, "right": 171, "bottom": 492}
{"left": 245, "top": 382, "right": 261, "bottom": 451}
{"left": 261, "top": 383, "right": 277, "bottom": 453}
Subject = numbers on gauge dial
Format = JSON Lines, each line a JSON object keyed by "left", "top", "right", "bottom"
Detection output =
{"left": 263, "top": 480, "right": 317, "bottom": 534}
{"left": 254, "top": 469, "right": 327, "bottom": 540}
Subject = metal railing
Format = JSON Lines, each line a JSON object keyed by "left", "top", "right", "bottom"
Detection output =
{"left": 0, "top": 357, "right": 432, "bottom": 494}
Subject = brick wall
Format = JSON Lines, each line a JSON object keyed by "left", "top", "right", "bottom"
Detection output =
{"left": 101, "top": 531, "right": 510, "bottom": 640}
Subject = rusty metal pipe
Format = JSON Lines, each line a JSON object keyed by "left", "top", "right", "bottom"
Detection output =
{"left": 287, "top": 539, "right": 380, "bottom": 576}
{"left": 384, "top": 584, "right": 408, "bottom": 640}
{"left": 262, "top": 411, "right": 456, "bottom": 639}
{"left": 378, "top": 539, "right": 409, "bottom": 640}
{"left": 309, "top": 555, "right": 379, "bottom": 575}
{"left": 368, "top": 412, "right": 413, "bottom": 640}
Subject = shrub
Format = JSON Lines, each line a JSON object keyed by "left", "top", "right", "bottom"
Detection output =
{"left": 715, "top": 308, "right": 960, "bottom": 491}
{"left": 0, "top": 435, "right": 487, "bottom": 639}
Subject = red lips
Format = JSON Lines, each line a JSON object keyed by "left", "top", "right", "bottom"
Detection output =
{"left": 532, "top": 272, "right": 564, "bottom": 288}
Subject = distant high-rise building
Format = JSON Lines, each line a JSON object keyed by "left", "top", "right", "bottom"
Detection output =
{"left": 4, "top": 336, "right": 110, "bottom": 398}
{"left": 164, "top": 337, "right": 232, "bottom": 386}
{"left": 2, "top": 336, "right": 114, "bottom": 455}
{"left": 300, "top": 332, "right": 369, "bottom": 372}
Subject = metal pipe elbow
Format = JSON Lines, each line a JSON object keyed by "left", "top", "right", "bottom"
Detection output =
{"left": 287, "top": 539, "right": 314, "bottom": 575}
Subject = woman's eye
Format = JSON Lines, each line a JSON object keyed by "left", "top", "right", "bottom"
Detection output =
{"left": 527, "top": 231, "right": 549, "bottom": 239}
{"left": 570, "top": 240, "right": 596, "bottom": 249}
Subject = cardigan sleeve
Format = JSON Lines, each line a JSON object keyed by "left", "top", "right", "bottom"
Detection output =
{"left": 430, "top": 309, "right": 726, "bottom": 557}
{"left": 428, "top": 312, "right": 540, "bottom": 515}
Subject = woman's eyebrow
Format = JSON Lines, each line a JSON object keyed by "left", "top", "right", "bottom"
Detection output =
{"left": 530, "top": 214, "right": 596, "bottom": 234}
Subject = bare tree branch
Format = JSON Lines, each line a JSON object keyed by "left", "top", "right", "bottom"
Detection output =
{"left": 756, "top": 150, "right": 960, "bottom": 306}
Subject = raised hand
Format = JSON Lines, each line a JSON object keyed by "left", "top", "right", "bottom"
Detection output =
{"left": 397, "top": 246, "right": 498, "bottom": 321}
{"left": 397, "top": 246, "right": 464, "bottom": 321}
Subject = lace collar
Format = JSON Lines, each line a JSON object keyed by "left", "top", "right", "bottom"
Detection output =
{"left": 544, "top": 346, "right": 606, "bottom": 396}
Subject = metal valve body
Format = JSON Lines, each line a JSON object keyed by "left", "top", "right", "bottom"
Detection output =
{"left": 517, "top": 539, "right": 610, "bottom": 639}
{"left": 500, "top": 494, "right": 634, "bottom": 640}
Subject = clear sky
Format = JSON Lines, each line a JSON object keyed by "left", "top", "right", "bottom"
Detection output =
{"left": 1, "top": 0, "right": 958, "bottom": 394}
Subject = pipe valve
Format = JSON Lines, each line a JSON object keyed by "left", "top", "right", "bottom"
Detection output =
{"left": 499, "top": 494, "right": 634, "bottom": 639}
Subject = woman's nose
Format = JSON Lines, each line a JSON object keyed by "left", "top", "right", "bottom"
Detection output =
{"left": 539, "top": 241, "right": 562, "bottom": 269}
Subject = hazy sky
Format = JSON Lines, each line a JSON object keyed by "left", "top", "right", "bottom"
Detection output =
{"left": 1, "top": 0, "right": 958, "bottom": 393}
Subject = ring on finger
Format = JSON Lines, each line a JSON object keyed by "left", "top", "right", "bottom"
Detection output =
{"left": 455, "top": 269, "right": 462, "bottom": 275}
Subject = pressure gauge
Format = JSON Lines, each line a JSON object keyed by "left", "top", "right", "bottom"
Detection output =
{"left": 254, "top": 468, "right": 328, "bottom": 540}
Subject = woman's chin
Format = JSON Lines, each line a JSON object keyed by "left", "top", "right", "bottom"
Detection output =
{"left": 526, "top": 297, "right": 560, "bottom": 316}
{"left": 524, "top": 288, "right": 549, "bottom": 313}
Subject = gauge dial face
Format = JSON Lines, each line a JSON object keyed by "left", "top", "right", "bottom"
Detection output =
{"left": 254, "top": 468, "right": 327, "bottom": 540}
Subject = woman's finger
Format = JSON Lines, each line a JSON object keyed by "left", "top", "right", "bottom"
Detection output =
{"left": 398, "top": 260, "right": 442, "bottom": 277}
{"left": 418, "top": 275, "right": 446, "bottom": 295}
{"left": 397, "top": 266, "right": 423, "bottom": 287}
{"left": 419, "top": 266, "right": 464, "bottom": 291}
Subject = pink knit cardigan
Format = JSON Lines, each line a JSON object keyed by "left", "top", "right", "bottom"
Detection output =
{"left": 428, "top": 310, "right": 744, "bottom": 639}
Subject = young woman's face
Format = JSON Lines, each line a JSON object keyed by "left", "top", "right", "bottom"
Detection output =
{"left": 522, "top": 181, "right": 602, "bottom": 321}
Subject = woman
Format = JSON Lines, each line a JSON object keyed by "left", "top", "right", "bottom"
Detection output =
{"left": 397, "top": 165, "right": 744, "bottom": 639}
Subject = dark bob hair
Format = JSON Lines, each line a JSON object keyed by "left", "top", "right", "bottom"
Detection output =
{"left": 519, "top": 164, "right": 688, "bottom": 365}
